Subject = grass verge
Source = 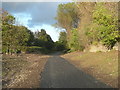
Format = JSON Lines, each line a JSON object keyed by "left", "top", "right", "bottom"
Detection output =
{"left": 61, "top": 50, "right": 118, "bottom": 88}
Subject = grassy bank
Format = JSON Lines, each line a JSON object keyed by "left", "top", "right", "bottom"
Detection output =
{"left": 61, "top": 50, "right": 118, "bottom": 88}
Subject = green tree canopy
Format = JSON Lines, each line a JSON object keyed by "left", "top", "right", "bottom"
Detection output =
{"left": 86, "top": 3, "right": 119, "bottom": 49}
{"left": 55, "top": 3, "right": 79, "bottom": 39}
{"left": 2, "top": 10, "right": 32, "bottom": 54}
{"left": 34, "top": 29, "right": 54, "bottom": 50}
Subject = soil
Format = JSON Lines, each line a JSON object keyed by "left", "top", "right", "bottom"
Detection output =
{"left": 3, "top": 54, "right": 50, "bottom": 88}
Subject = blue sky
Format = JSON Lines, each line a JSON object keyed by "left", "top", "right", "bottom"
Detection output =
{"left": 2, "top": 2, "right": 70, "bottom": 41}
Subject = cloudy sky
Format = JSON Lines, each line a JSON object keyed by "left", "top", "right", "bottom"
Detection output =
{"left": 2, "top": 2, "right": 71, "bottom": 41}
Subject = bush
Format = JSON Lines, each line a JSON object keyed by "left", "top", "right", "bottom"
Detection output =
{"left": 69, "top": 28, "right": 85, "bottom": 51}
{"left": 86, "top": 3, "right": 119, "bottom": 49}
{"left": 26, "top": 46, "right": 48, "bottom": 54}
{"left": 2, "top": 46, "right": 7, "bottom": 54}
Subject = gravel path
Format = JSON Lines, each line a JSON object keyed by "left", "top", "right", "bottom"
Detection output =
{"left": 40, "top": 55, "right": 111, "bottom": 88}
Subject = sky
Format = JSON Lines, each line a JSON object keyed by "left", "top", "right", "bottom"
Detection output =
{"left": 2, "top": 2, "right": 70, "bottom": 41}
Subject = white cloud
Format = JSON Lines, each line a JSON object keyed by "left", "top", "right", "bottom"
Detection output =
{"left": 29, "top": 24, "right": 64, "bottom": 42}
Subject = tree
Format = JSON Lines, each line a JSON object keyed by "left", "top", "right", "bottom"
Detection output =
{"left": 55, "top": 3, "right": 79, "bottom": 41}
{"left": 2, "top": 25, "right": 30, "bottom": 54}
{"left": 2, "top": 9, "right": 15, "bottom": 25}
{"left": 26, "top": 30, "right": 35, "bottom": 46}
{"left": 86, "top": 3, "right": 119, "bottom": 49}
{"left": 59, "top": 31, "right": 67, "bottom": 47}
{"left": 2, "top": 10, "right": 30, "bottom": 54}
{"left": 54, "top": 31, "right": 67, "bottom": 51}
{"left": 2, "top": 10, "right": 15, "bottom": 54}
{"left": 34, "top": 29, "right": 54, "bottom": 50}
{"left": 69, "top": 28, "right": 84, "bottom": 51}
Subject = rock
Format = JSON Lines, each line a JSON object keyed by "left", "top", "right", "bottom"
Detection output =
{"left": 113, "top": 42, "right": 120, "bottom": 51}
{"left": 89, "top": 44, "right": 108, "bottom": 52}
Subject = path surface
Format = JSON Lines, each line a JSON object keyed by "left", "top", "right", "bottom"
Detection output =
{"left": 40, "top": 55, "right": 111, "bottom": 88}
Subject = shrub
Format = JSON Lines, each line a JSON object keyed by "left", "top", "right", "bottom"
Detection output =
{"left": 26, "top": 46, "right": 48, "bottom": 54}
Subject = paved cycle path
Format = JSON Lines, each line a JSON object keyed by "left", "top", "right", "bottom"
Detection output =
{"left": 40, "top": 55, "right": 111, "bottom": 88}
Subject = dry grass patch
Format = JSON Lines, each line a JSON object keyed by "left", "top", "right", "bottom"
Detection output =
{"left": 61, "top": 50, "right": 118, "bottom": 88}
{"left": 2, "top": 54, "right": 50, "bottom": 88}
